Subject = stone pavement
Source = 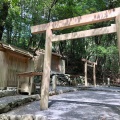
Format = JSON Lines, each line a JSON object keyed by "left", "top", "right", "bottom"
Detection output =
{"left": 4, "top": 86, "right": 120, "bottom": 120}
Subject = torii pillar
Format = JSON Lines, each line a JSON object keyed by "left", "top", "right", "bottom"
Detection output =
{"left": 116, "top": 15, "right": 120, "bottom": 72}
{"left": 40, "top": 28, "right": 52, "bottom": 110}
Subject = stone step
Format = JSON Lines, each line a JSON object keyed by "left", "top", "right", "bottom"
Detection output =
{"left": 0, "top": 94, "right": 40, "bottom": 114}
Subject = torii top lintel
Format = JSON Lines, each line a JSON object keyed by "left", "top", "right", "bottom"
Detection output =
{"left": 31, "top": 7, "right": 120, "bottom": 34}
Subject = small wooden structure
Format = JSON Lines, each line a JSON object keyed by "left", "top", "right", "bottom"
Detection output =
{"left": 17, "top": 71, "right": 43, "bottom": 95}
{"left": 0, "top": 42, "right": 34, "bottom": 89}
{"left": 82, "top": 58, "right": 97, "bottom": 87}
{"left": 31, "top": 7, "right": 120, "bottom": 110}
{"left": 0, "top": 41, "right": 65, "bottom": 90}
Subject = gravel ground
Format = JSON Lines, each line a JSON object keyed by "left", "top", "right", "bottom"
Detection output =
{"left": 6, "top": 89, "right": 120, "bottom": 120}
{"left": 0, "top": 86, "right": 76, "bottom": 107}
{"left": 49, "top": 86, "right": 75, "bottom": 91}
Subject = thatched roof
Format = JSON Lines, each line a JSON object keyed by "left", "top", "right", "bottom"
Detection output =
{"left": 35, "top": 49, "right": 62, "bottom": 58}
{"left": 0, "top": 42, "right": 64, "bottom": 59}
{"left": 0, "top": 41, "right": 33, "bottom": 58}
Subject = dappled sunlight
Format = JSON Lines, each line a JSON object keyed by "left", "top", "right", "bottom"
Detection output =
{"left": 6, "top": 90, "right": 120, "bottom": 119}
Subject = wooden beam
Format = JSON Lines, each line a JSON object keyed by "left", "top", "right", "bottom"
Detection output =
{"left": 82, "top": 58, "right": 97, "bottom": 65}
{"left": 116, "top": 15, "right": 120, "bottom": 62}
{"left": 31, "top": 7, "right": 120, "bottom": 33}
{"left": 87, "top": 64, "right": 93, "bottom": 67}
{"left": 40, "top": 29, "right": 52, "bottom": 110}
{"left": 17, "top": 72, "right": 43, "bottom": 77}
{"left": 52, "top": 25, "right": 116, "bottom": 42}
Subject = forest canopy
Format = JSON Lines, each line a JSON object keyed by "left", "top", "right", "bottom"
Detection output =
{"left": 0, "top": 0, "right": 120, "bottom": 81}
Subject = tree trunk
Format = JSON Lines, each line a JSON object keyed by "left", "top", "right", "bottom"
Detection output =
{"left": 0, "top": 1, "right": 9, "bottom": 40}
{"left": 0, "top": 26, "right": 4, "bottom": 41}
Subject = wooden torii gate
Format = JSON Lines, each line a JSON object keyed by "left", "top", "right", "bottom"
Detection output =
{"left": 31, "top": 7, "right": 120, "bottom": 110}
{"left": 82, "top": 58, "right": 97, "bottom": 87}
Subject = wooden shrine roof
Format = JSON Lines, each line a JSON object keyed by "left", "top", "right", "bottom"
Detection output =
{"left": 0, "top": 41, "right": 33, "bottom": 58}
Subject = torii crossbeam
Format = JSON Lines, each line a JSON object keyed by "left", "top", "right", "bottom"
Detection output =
{"left": 31, "top": 7, "right": 120, "bottom": 110}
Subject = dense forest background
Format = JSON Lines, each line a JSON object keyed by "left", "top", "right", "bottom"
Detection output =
{"left": 0, "top": 0, "right": 120, "bottom": 83}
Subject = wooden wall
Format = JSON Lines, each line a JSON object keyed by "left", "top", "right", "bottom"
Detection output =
{"left": 51, "top": 55, "right": 60, "bottom": 72}
{"left": 0, "top": 51, "right": 8, "bottom": 89}
{"left": 0, "top": 51, "right": 34, "bottom": 88}
{"left": 34, "top": 53, "right": 44, "bottom": 72}
{"left": 34, "top": 53, "right": 65, "bottom": 74}
{"left": 59, "top": 59, "right": 65, "bottom": 74}
{"left": 0, "top": 50, "right": 65, "bottom": 88}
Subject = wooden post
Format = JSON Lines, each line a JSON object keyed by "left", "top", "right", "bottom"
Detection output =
{"left": 40, "top": 28, "right": 52, "bottom": 110}
{"left": 93, "top": 63, "right": 96, "bottom": 87}
{"left": 29, "top": 77, "right": 33, "bottom": 95}
{"left": 107, "top": 77, "right": 110, "bottom": 87}
{"left": 116, "top": 15, "right": 120, "bottom": 72}
{"left": 85, "top": 61, "right": 88, "bottom": 86}
{"left": 17, "top": 77, "right": 20, "bottom": 94}
{"left": 52, "top": 75, "right": 57, "bottom": 92}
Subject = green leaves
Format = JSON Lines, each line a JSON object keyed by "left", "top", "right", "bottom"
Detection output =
{"left": 97, "top": 46, "right": 107, "bottom": 57}
{"left": 0, "top": 0, "right": 119, "bottom": 76}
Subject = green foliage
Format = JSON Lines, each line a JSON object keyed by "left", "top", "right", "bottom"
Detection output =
{"left": 97, "top": 46, "right": 107, "bottom": 57}
{"left": 0, "top": 0, "right": 119, "bottom": 78}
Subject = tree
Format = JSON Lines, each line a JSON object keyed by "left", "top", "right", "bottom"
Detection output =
{"left": 0, "top": 0, "right": 10, "bottom": 40}
{"left": 0, "top": 0, "right": 120, "bottom": 82}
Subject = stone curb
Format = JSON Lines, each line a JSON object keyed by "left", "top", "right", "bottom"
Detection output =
{"left": 0, "top": 114, "right": 47, "bottom": 120}
{"left": 0, "top": 95, "right": 40, "bottom": 114}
